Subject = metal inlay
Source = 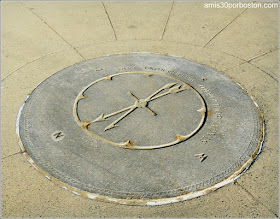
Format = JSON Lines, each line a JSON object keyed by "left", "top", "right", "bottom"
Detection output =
{"left": 17, "top": 53, "right": 263, "bottom": 206}
{"left": 73, "top": 72, "right": 206, "bottom": 149}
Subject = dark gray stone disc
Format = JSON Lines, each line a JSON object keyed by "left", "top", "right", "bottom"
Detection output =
{"left": 18, "top": 53, "right": 262, "bottom": 204}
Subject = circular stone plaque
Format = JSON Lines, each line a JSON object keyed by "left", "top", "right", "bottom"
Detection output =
{"left": 17, "top": 53, "right": 263, "bottom": 205}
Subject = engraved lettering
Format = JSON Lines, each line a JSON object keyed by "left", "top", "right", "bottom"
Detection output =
{"left": 51, "top": 131, "right": 65, "bottom": 141}
{"left": 168, "top": 71, "right": 195, "bottom": 82}
{"left": 194, "top": 153, "right": 207, "bottom": 162}
{"left": 144, "top": 66, "right": 195, "bottom": 82}
{"left": 115, "top": 66, "right": 136, "bottom": 72}
{"left": 200, "top": 123, "right": 219, "bottom": 143}
{"left": 199, "top": 85, "right": 222, "bottom": 119}
{"left": 200, "top": 135, "right": 209, "bottom": 143}
{"left": 145, "top": 66, "right": 166, "bottom": 72}
{"left": 54, "top": 132, "right": 63, "bottom": 138}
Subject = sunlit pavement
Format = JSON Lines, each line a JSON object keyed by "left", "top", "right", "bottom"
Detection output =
{"left": 1, "top": 1, "right": 278, "bottom": 218}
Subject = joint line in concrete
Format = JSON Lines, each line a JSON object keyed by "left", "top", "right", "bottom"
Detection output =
{"left": 161, "top": 1, "right": 174, "bottom": 40}
{"left": 250, "top": 63, "right": 278, "bottom": 82}
{"left": 235, "top": 181, "right": 279, "bottom": 217}
{"left": 19, "top": 2, "right": 86, "bottom": 60}
{"left": 224, "top": 61, "right": 278, "bottom": 82}
{"left": 1, "top": 50, "right": 65, "bottom": 82}
{"left": 102, "top": 2, "right": 117, "bottom": 41}
{"left": 2, "top": 152, "right": 22, "bottom": 160}
{"left": 203, "top": 8, "right": 248, "bottom": 48}
{"left": 247, "top": 48, "right": 279, "bottom": 62}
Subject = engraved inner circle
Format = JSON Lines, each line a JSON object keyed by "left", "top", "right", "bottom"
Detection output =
{"left": 73, "top": 72, "right": 207, "bottom": 149}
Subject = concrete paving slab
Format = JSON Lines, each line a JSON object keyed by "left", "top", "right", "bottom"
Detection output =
{"left": 1, "top": 153, "right": 277, "bottom": 218}
{"left": 103, "top": 1, "right": 172, "bottom": 40}
{"left": 237, "top": 128, "right": 279, "bottom": 215}
{"left": 1, "top": 49, "right": 84, "bottom": 158}
{"left": 22, "top": 1, "right": 116, "bottom": 48}
{"left": 225, "top": 63, "right": 279, "bottom": 215}
{"left": 224, "top": 63, "right": 278, "bottom": 119}
{"left": 206, "top": 7, "right": 279, "bottom": 60}
{"left": 1, "top": 41, "right": 278, "bottom": 218}
{"left": 249, "top": 49, "right": 279, "bottom": 81}
{"left": 77, "top": 40, "right": 245, "bottom": 72}
{"left": 1, "top": 1, "right": 71, "bottom": 79}
{"left": 1, "top": 1, "right": 278, "bottom": 218}
{"left": 163, "top": 2, "right": 244, "bottom": 46}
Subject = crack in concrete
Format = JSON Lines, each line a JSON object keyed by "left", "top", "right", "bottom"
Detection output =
{"left": 203, "top": 8, "right": 248, "bottom": 48}
{"left": 235, "top": 181, "right": 279, "bottom": 217}
{"left": 20, "top": 1, "right": 86, "bottom": 61}
{"left": 102, "top": 2, "right": 117, "bottom": 41}
{"left": 160, "top": 1, "right": 174, "bottom": 40}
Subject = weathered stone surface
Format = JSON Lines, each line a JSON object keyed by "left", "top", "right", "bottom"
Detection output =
{"left": 18, "top": 53, "right": 262, "bottom": 204}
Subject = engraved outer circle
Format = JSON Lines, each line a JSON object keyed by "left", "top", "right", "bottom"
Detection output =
{"left": 18, "top": 53, "right": 263, "bottom": 205}
{"left": 73, "top": 72, "right": 206, "bottom": 149}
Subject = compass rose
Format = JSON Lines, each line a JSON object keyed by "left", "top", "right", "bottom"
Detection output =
{"left": 92, "top": 83, "right": 188, "bottom": 131}
{"left": 73, "top": 72, "right": 207, "bottom": 150}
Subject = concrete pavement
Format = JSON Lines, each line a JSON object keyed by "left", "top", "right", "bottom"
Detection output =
{"left": 1, "top": 1, "right": 279, "bottom": 218}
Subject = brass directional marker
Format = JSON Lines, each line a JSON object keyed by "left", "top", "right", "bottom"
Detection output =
{"left": 92, "top": 83, "right": 187, "bottom": 131}
{"left": 73, "top": 72, "right": 206, "bottom": 149}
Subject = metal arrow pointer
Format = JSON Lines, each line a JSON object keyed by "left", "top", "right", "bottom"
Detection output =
{"left": 145, "top": 83, "right": 177, "bottom": 101}
{"left": 103, "top": 91, "right": 157, "bottom": 131}
{"left": 91, "top": 105, "right": 135, "bottom": 123}
{"left": 91, "top": 83, "right": 188, "bottom": 131}
{"left": 104, "top": 106, "right": 137, "bottom": 131}
{"left": 148, "top": 84, "right": 188, "bottom": 101}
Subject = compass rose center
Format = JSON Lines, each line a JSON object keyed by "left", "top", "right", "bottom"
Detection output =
{"left": 135, "top": 99, "right": 148, "bottom": 108}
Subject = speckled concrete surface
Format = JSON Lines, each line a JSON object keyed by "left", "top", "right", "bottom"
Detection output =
{"left": 1, "top": 1, "right": 279, "bottom": 218}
